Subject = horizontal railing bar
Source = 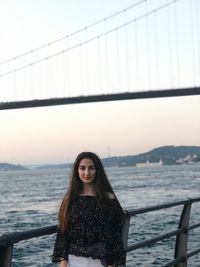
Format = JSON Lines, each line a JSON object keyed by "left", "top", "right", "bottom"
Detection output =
{"left": 189, "top": 222, "right": 200, "bottom": 230}
{"left": 161, "top": 247, "right": 200, "bottom": 267}
{"left": 128, "top": 198, "right": 200, "bottom": 217}
{"left": 0, "top": 225, "right": 57, "bottom": 246}
{"left": 0, "top": 87, "right": 200, "bottom": 110}
{"left": 187, "top": 247, "right": 200, "bottom": 258}
{"left": 1, "top": 226, "right": 187, "bottom": 252}
{"left": 161, "top": 256, "right": 185, "bottom": 267}
{"left": 126, "top": 228, "right": 184, "bottom": 252}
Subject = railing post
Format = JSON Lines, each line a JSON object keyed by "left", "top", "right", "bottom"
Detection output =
{"left": 0, "top": 244, "right": 13, "bottom": 267}
{"left": 122, "top": 211, "right": 130, "bottom": 266}
{"left": 174, "top": 202, "right": 192, "bottom": 267}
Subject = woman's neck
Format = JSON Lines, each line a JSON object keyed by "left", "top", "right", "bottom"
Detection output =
{"left": 80, "top": 183, "right": 95, "bottom": 196}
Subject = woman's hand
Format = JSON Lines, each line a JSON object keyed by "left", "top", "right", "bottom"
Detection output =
{"left": 60, "top": 259, "right": 68, "bottom": 267}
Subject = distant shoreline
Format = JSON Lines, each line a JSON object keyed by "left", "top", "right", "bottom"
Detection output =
{"left": 0, "top": 163, "right": 28, "bottom": 171}
{"left": 1, "top": 145, "right": 200, "bottom": 171}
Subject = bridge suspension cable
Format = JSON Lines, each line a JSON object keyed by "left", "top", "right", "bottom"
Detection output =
{"left": 0, "top": 0, "right": 146, "bottom": 66}
{"left": 0, "top": 0, "right": 178, "bottom": 78}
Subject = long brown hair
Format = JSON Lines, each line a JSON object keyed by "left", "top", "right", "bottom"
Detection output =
{"left": 58, "top": 152, "right": 120, "bottom": 233}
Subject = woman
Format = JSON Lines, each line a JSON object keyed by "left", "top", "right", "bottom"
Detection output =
{"left": 52, "top": 152, "right": 126, "bottom": 267}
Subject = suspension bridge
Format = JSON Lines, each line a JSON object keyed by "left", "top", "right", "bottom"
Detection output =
{"left": 1, "top": 1, "right": 200, "bottom": 266}
{"left": 0, "top": 0, "right": 200, "bottom": 110}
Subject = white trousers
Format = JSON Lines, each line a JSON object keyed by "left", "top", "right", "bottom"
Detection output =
{"left": 68, "top": 254, "right": 104, "bottom": 267}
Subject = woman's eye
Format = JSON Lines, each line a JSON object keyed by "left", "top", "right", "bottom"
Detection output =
{"left": 89, "top": 167, "right": 95, "bottom": 170}
{"left": 79, "top": 166, "right": 95, "bottom": 170}
{"left": 79, "top": 167, "right": 85, "bottom": 170}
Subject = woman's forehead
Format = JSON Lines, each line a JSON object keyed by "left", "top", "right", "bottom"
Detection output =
{"left": 79, "top": 158, "right": 95, "bottom": 165}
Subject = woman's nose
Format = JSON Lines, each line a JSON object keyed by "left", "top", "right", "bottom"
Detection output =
{"left": 85, "top": 168, "right": 89, "bottom": 175}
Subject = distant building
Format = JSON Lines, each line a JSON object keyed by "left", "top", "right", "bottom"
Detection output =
{"left": 176, "top": 154, "right": 198, "bottom": 165}
{"left": 136, "top": 160, "right": 163, "bottom": 168}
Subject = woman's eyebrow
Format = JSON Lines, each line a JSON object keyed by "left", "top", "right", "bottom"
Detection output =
{"left": 79, "top": 164, "right": 95, "bottom": 167}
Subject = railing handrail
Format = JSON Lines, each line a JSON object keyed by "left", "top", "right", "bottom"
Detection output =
{"left": 1, "top": 198, "right": 199, "bottom": 246}
{"left": 0, "top": 225, "right": 57, "bottom": 246}
{"left": 0, "top": 197, "right": 200, "bottom": 267}
{"left": 126, "top": 228, "right": 183, "bottom": 252}
{"left": 128, "top": 197, "right": 200, "bottom": 216}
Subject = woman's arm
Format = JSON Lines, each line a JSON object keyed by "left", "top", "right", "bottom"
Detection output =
{"left": 60, "top": 259, "right": 68, "bottom": 267}
{"left": 52, "top": 228, "right": 69, "bottom": 264}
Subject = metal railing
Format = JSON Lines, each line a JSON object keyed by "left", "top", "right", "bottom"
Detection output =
{"left": 125, "top": 198, "right": 200, "bottom": 267}
{"left": 0, "top": 197, "right": 200, "bottom": 267}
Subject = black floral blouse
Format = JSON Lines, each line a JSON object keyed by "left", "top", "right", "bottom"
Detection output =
{"left": 52, "top": 195, "right": 126, "bottom": 266}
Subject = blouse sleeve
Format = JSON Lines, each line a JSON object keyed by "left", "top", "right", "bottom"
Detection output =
{"left": 109, "top": 199, "right": 126, "bottom": 266}
{"left": 52, "top": 228, "right": 69, "bottom": 262}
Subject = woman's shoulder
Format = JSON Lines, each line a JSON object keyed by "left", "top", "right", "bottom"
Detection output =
{"left": 104, "top": 192, "right": 121, "bottom": 209}
{"left": 105, "top": 192, "right": 115, "bottom": 200}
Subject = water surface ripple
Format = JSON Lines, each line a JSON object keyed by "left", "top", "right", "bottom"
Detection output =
{"left": 0, "top": 165, "right": 200, "bottom": 266}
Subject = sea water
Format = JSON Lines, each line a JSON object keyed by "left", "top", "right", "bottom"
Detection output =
{"left": 0, "top": 164, "right": 200, "bottom": 266}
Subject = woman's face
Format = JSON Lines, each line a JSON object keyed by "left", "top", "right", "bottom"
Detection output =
{"left": 78, "top": 158, "right": 96, "bottom": 184}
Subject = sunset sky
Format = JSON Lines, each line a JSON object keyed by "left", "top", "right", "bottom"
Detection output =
{"left": 0, "top": 0, "right": 200, "bottom": 165}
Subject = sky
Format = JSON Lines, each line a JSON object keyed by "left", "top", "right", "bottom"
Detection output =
{"left": 0, "top": 0, "right": 200, "bottom": 165}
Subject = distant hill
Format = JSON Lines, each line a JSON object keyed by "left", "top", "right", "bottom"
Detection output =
{"left": 102, "top": 145, "right": 200, "bottom": 167}
{"left": 0, "top": 163, "right": 28, "bottom": 171}
{"left": 34, "top": 145, "right": 200, "bottom": 169}
{"left": 36, "top": 163, "right": 70, "bottom": 170}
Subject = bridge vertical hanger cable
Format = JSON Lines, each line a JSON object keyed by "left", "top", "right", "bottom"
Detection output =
{"left": 154, "top": 10, "right": 159, "bottom": 89}
{"left": 104, "top": 18, "right": 109, "bottom": 94}
{"left": 83, "top": 33, "right": 86, "bottom": 95}
{"left": 0, "top": 73, "right": 1, "bottom": 102}
{"left": 13, "top": 59, "right": 16, "bottom": 101}
{"left": 195, "top": 0, "right": 200, "bottom": 86}
{"left": 30, "top": 51, "right": 33, "bottom": 100}
{"left": 45, "top": 47, "right": 48, "bottom": 99}
{"left": 66, "top": 38, "right": 71, "bottom": 97}
{"left": 97, "top": 35, "right": 101, "bottom": 94}
{"left": 124, "top": 10, "right": 130, "bottom": 92}
{"left": 134, "top": 22, "right": 139, "bottom": 90}
{"left": 145, "top": 0, "right": 151, "bottom": 90}
{"left": 115, "top": 28, "right": 120, "bottom": 92}
{"left": 167, "top": 4, "right": 174, "bottom": 88}
{"left": 195, "top": 0, "right": 200, "bottom": 85}
{"left": 174, "top": 0, "right": 180, "bottom": 87}
{"left": 85, "top": 27, "right": 89, "bottom": 96}
{"left": 47, "top": 43, "right": 52, "bottom": 98}
{"left": 62, "top": 49, "right": 66, "bottom": 98}
{"left": 79, "top": 42, "right": 83, "bottom": 96}
{"left": 190, "top": 0, "right": 197, "bottom": 86}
